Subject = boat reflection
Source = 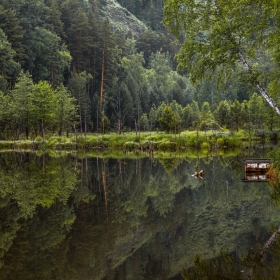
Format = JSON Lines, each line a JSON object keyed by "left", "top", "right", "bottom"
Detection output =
{"left": 242, "top": 158, "right": 271, "bottom": 182}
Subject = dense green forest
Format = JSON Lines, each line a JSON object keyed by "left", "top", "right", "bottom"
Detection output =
{"left": 0, "top": 0, "right": 279, "bottom": 140}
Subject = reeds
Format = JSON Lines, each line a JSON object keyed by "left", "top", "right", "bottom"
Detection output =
{"left": 0, "top": 129, "right": 275, "bottom": 153}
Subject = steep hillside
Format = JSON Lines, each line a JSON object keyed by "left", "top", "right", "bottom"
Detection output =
{"left": 100, "top": 0, "right": 148, "bottom": 34}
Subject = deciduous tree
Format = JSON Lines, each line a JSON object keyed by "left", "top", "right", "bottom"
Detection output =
{"left": 54, "top": 84, "right": 77, "bottom": 136}
{"left": 9, "top": 71, "right": 34, "bottom": 139}
{"left": 162, "top": 0, "right": 280, "bottom": 115}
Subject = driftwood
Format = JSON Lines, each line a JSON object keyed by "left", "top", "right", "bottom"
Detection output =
{"left": 192, "top": 170, "right": 205, "bottom": 179}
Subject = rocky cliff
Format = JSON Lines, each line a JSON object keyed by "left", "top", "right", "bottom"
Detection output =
{"left": 100, "top": 0, "right": 148, "bottom": 34}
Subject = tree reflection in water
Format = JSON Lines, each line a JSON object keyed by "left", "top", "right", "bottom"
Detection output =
{"left": 182, "top": 150, "right": 280, "bottom": 280}
{"left": 0, "top": 150, "right": 280, "bottom": 279}
{"left": 182, "top": 227, "right": 280, "bottom": 280}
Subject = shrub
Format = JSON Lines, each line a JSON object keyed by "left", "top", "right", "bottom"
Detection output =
{"left": 140, "top": 140, "right": 151, "bottom": 150}
{"left": 185, "top": 133, "right": 206, "bottom": 147}
{"left": 216, "top": 136, "right": 241, "bottom": 147}
{"left": 123, "top": 141, "right": 138, "bottom": 150}
{"left": 46, "top": 136, "right": 60, "bottom": 146}
{"left": 76, "top": 136, "right": 86, "bottom": 145}
{"left": 216, "top": 137, "right": 226, "bottom": 147}
{"left": 158, "top": 141, "right": 176, "bottom": 151}
{"left": 175, "top": 136, "right": 186, "bottom": 147}
{"left": 35, "top": 136, "right": 43, "bottom": 142}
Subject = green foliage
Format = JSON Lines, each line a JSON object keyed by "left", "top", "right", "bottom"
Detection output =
{"left": 30, "top": 27, "right": 71, "bottom": 85}
{"left": 4, "top": 71, "right": 77, "bottom": 140}
{"left": 158, "top": 141, "right": 176, "bottom": 151}
{"left": 185, "top": 132, "right": 205, "bottom": 148}
{"left": 123, "top": 141, "right": 139, "bottom": 150}
{"left": 269, "top": 148, "right": 280, "bottom": 170}
{"left": 0, "top": 28, "right": 20, "bottom": 84}
{"left": 140, "top": 113, "right": 149, "bottom": 131}
{"left": 46, "top": 136, "right": 61, "bottom": 147}
{"left": 54, "top": 84, "right": 77, "bottom": 136}
{"left": 159, "top": 105, "right": 176, "bottom": 133}
{"left": 162, "top": 0, "right": 280, "bottom": 115}
{"left": 214, "top": 100, "right": 231, "bottom": 128}
{"left": 68, "top": 70, "right": 91, "bottom": 133}
{"left": 34, "top": 136, "right": 43, "bottom": 142}
{"left": 9, "top": 71, "right": 34, "bottom": 139}
{"left": 216, "top": 137, "right": 241, "bottom": 148}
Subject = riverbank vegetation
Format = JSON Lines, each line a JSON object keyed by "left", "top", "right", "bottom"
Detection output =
{"left": 0, "top": 128, "right": 277, "bottom": 154}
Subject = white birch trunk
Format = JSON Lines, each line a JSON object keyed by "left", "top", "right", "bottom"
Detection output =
{"left": 238, "top": 50, "right": 280, "bottom": 115}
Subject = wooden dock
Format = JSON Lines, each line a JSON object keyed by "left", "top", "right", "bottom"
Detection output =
{"left": 242, "top": 158, "right": 271, "bottom": 182}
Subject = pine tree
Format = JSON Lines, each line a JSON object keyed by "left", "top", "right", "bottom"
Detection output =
{"left": 0, "top": 5, "right": 25, "bottom": 66}
{"left": 85, "top": 4, "right": 101, "bottom": 99}
{"left": 214, "top": 101, "right": 230, "bottom": 128}
{"left": 0, "top": 28, "right": 20, "bottom": 90}
{"left": 14, "top": 0, "right": 49, "bottom": 73}
{"left": 98, "top": 19, "right": 118, "bottom": 109}
{"left": 30, "top": 27, "right": 71, "bottom": 86}
{"left": 67, "top": 8, "right": 90, "bottom": 73}
{"left": 59, "top": 0, "right": 82, "bottom": 36}
{"left": 230, "top": 100, "right": 244, "bottom": 132}
{"left": 46, "top": 0, "right": 65, "bottom": 39}
{"left": 68, "top": 70, "right": 92, "bottom": 134}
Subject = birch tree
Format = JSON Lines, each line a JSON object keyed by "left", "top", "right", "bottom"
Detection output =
{"left": 162, "top": 0, "right": 280, "bottom": 114}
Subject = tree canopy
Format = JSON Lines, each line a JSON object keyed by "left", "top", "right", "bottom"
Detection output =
{"left": 162, "top": 0, "right": 280, "bottom": 114}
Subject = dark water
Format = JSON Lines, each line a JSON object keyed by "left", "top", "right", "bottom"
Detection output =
{"left": 0, "top": 149, "right": 279, "bottom": 279}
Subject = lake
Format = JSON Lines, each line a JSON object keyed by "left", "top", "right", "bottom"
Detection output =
{"left": 0, "top": 146, "right": 280, "bottom": 279}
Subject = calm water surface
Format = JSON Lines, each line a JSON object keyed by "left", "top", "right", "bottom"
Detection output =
{"left": 0, "top": 148, "right": 279, "bottom": 279}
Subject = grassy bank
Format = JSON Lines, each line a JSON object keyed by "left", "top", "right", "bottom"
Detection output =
{"left": 0, "top": 129, "right": 276, "bottom": 153}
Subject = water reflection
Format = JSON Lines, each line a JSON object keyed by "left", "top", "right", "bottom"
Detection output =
{"left": 0, "top": 151, "right": 279, "bottom": 279}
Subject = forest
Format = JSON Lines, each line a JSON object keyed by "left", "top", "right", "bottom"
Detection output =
{"left": 0, "top": 0, "right": 280, "bottom": 140}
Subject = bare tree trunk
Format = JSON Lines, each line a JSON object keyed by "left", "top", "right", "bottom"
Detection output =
{"left": 84, "top": 107, "right": 87, "bottom": 137}
{"left": 135, "top": 119, "right": 138, "bottom": 138}
{"left": 100, "top": 45, "right": 105, "bottom": 108}
{"left": 118, "top": 119, "right": 121, "bottom": 135}
{"left": 96, "top": 101, "right": 99, "bottom": 133}
{"left": 79, "top": 94, "right": 82, "bottom": 134}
